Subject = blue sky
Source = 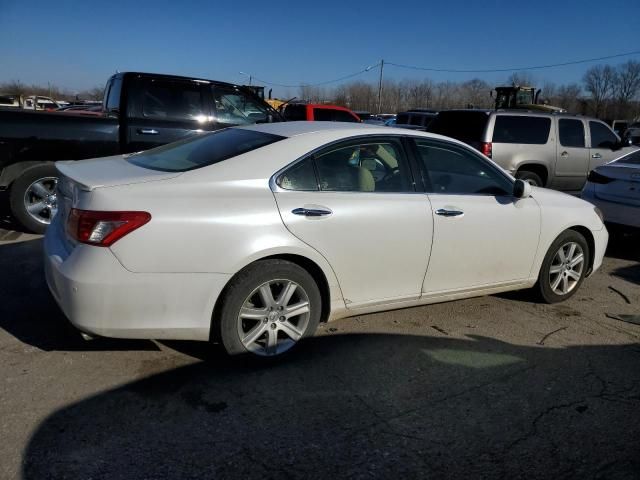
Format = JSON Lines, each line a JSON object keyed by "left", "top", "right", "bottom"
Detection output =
{"left": 1, "top": 0, "right": 639, "bottom": 97}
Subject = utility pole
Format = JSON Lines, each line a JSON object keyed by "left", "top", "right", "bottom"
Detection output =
{"left": 377, "top": 59, "right": 384, "bottom": 114}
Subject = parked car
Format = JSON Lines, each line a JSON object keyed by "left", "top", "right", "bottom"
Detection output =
{"left": 0, "top": 71, "right": 282, "bottom": 233}
{"left": 427, "top": 110, "right": 632, "bottom": 191}
{"left": 582, "top": 149, "right": 640, "bottom": 229}
{"left": 23, "top": 95, "right": 60, "bottom": 111}
{"left": 0, "top": 94, "right": 22, "bottom": 108}
{"left": 45, "top": 122, "right": 607, "bottom": 359}
{"left": 280, "top": 103, "right": 361, "bottom": 122}
{"left": 395, "top": 109, "right": 438, "bottom": 130}
{"left": 623, "top": 124, "right": 640, "bottom": 146}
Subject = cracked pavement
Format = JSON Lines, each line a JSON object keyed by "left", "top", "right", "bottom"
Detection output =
{"left": 0, "top": 224, "right": 639, "bottom": 479}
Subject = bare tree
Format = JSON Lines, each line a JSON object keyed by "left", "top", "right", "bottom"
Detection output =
{"left": 507, "top": 71, "right": 535, "bottom": 86}
{"left": 459, "top": 78, "right": 491, "bottom": 108}
{"left": 583, "top": 64, "right": 616, "bottom": 117}
{"left": 614, "top": 60, "right": 640, "bottom": 103}
{"left": 555, "top": 83, "right": 582, "bottom": 112}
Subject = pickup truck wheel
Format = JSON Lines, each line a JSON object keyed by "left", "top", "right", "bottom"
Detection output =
{"left": 515, "top": 171, "right": 543, "bottom": 187}
{"left": 9, "top": 164, "right": 59, "bottom": 234}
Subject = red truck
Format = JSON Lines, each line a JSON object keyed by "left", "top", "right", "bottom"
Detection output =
{"left": 280, "top": 103, "right": 361, "bottom": 122}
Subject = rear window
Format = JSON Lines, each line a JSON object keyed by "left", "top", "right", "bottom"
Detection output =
{"left": 283, "top": 104, "right": 307, "bottom": 121}
{"left": 314, "top": 108, "right": 359, "bottom": 122}
{"left": 396, "top": 113, "right": 409, "bottom": 124}
{"left": 427, "top": 111, "right": 490, "bottom": 142}
{"left": 492, "top": 116, "right": 550, "bottom": 144}
{"left": 127, "top": 129, "right": 284, "bottom": 172}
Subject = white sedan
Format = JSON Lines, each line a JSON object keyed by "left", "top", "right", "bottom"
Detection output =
{"left": 581, "top": 148, "right": 640, "bottom": 229}
{"left": 45, "top": 122, "right": 608, "bottom": 357}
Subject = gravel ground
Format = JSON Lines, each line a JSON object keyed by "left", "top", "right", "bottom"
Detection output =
{"left": 0, "top": 220, "right": 639, "bottom": 479}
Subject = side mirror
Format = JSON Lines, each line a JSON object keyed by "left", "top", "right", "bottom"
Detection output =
{"left": 513, "top": 179, "right": 532, "bottom": 198}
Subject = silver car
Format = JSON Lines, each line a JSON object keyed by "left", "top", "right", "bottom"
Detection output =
{"left": 428, "top": 110, "right": 632, "bottom": 191}
{"left": 582, "top": 149, "right": 640, "bottom": 228}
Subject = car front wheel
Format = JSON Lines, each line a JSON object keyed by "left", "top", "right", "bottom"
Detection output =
{"left": 217, "top": 259, "right": 322, "bottom": 357}
{"left": 537, "top": 230, "right": 590, "bottom": 303}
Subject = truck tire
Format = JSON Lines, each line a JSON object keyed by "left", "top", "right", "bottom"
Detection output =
{"left": 516, "top": 171, "right": 544, "bottom": 187}
{"left": 9, "top": 164, "right": 59, "bottom": 234}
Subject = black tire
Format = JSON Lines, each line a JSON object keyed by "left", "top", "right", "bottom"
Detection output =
{"left": 216, "top": 259, "right": 322, "bottom": 357}
{"left": 537, "top": 230, "right": 590, "bottom": 304}
{"left": 9, "top": 164, "right": 58, "bottom": 234}
{"left": 516, "top": 170, "right": 544, "bottom": 187}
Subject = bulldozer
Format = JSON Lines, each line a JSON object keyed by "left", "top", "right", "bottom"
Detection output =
{"left": 492, "top": 85, "right": 565, "bottom": 113}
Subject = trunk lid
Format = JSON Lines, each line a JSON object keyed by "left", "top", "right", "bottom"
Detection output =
{"left": 55, "top": 154, "right": 182, "bottom": 191}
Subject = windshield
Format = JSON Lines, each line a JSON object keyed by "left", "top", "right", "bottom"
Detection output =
{"left": 127, "top": 128, "right": 285, "bottom": 172}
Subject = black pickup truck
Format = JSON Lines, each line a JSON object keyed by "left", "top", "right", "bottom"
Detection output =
{"left": 0, "top": 71, "right": 282, "bottom": 233}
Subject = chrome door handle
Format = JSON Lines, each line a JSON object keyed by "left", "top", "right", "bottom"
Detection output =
{"left": 292, "top": 207, "right": 332, "bottom": 217}
{"left": 560, "top": 151, "right": 569, "bottom": 157}
{"left": 435, "top": 208, "right": 464, "bottom": 217}
{"left": 137, "top": 128, "right": 159, "bottom": 135}
{"left": 591, "top": 153, "right": 602, "bottom": 159}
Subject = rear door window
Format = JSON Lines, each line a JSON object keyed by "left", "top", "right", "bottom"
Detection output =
{"left": 142, "top": 80, "right": 206, "bottom": 121}
{"left": 492, "top": 116, "right": 551, "bottom": 144}
{"left": 559, "top": 119, "right": 585, "bottom": 147}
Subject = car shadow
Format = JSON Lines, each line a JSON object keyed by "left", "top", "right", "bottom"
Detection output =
{"left": 0, "top": 238, "right": 158, "bottom": 352}
{"left": 605, "top": 225, "right": 640, "bottom": 262}
{"left": 22, "top": 333, "right": 640, "bottom": 479}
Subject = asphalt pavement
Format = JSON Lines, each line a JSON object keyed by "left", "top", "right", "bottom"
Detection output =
{"left": 1, "top": 217, "right": 639, "bottom": 479}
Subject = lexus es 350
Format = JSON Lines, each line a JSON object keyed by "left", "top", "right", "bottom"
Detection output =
{"left": 45, "top": 122, "right": 608, "bottom": 357}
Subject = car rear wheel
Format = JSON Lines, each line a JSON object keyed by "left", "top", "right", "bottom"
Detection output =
{"left": 9, "top": 164, "right": 58, "bottom": 234}
{"left": 516, "top": 170, "right": 543, "bottom": 187}
{"left": 217, "top": 259, "right": 322, "bottom": 357}
{"left": 537, "top": 230, "right": 590, "bottom": 303}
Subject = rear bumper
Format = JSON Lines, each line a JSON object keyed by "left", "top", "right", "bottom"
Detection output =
{"left": 44, "top": 218, "right": 231, "bottom": 341}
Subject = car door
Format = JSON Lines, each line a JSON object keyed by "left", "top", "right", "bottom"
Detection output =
{"left": 553, "top": 118, "right": 590, "bottom": 190}
{"left": 272, "top": 136, "right": 433, "bottom": 308}
{"left": 412, "top": 138, "right": 541, "bottom": 294}
{"left": 125, "top": 77, "right": 213, "bottom": 153}
{"left": 589, "top": 120, "right": 622, "bottom": 169}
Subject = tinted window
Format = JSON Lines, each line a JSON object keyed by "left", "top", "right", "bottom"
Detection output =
{"left": 277, "top": 158, "right": 318, "bottom": 191}
{"left": 282, "top": 104, "right": 307, "bottom": 121}
{"left": 142, "top": 80, "right": 205, "bottom": 121}
{"left": 396, "top": 113, "right": 409, "bottom": 124}
{"left": 559, "top": 119, "right": 585, "bottom": 147}
{"left": 314, "top": 140, "right": 412, "bottom": 192}
{"left": 314, "top": 108, "right": 358, "bottom": 122}
{"left": 415, "top": 140, "right": 513, "bottom": 196}
{"left": 212, "top": 86, "right": 271, "bottom": 125}
{"left": 492, "top": 116, "right": 550, "bottom": 144}
{"left": 127, "top": 129, "right": 284, "bottom": 172}
{"left": 427, "top": 111, "right": 490, "bottom": 142}
{"left": 590, "top": 121, "right": 618, "bottom": 148}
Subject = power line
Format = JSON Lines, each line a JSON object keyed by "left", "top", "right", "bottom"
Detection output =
{"left": 245, "top": 49, "right": 640, "bottom": 89}
{"left": 386, "top": 50, "right": 640, "bottom": 73}
{"left": 250, "top": 63, "right": 380, "bottom": 88}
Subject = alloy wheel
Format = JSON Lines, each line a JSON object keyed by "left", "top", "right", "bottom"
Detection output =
{"left": 237, "top": 279, "right": 311, "bottom": 356}
{"left": 549, "top": 241, "right": 584, "bottom": 296}
{"left": 23, "top": 177, "right": 58, "bottom": 225}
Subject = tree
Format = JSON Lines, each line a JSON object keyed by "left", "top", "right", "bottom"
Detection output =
{"left": 614, "top": 60, "right": 640, "bottom": 103}
{"left": 583, "top": 64, "right": 616, "bottom": 117}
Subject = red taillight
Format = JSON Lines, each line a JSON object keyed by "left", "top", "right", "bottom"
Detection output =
{"left": 481, "top": 142, "right": 492, "bottom": 158}
{"left": 66, "top": 209, "right": 151, "bottom": 247}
